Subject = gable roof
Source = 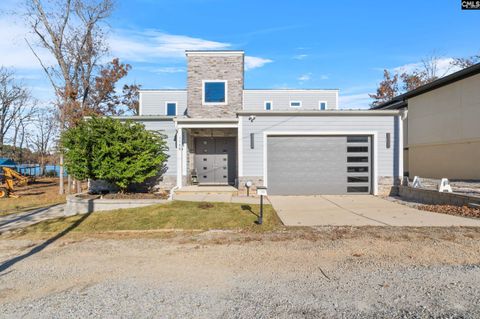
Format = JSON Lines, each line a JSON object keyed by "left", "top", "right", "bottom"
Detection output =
{"left": 0, "top": 157, "right": 16, "bottom": 166}
{"left": 371, "top": 62, "right": 480, "bottom": 110}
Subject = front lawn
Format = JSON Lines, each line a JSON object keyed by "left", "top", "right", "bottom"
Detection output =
{"left": 21, "top": 201, "right": 282, "bottom": 234}
{"left": 0, "top": 178, "right": 66, "bottom": 216}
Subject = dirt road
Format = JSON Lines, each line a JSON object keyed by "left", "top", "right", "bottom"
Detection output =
{"left": 0, "top": 227, "right": 479, "bottom": 318}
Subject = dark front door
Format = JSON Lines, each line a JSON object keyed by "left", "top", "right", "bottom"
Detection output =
{"left": 195, "top": 137, "right": 236, "bottom": 185}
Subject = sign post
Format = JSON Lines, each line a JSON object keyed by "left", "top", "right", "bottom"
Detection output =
{"left": 256, "top": 186, "right": 267, "bottom": 225}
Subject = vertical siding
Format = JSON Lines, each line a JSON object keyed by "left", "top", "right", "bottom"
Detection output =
{"left": 243, "top": 90, "right": 338, "bottom": 111}
{"left": 140, "top": 90, "right": 187, "bottom": 116}
{"left": 139, "top": 120, "right": 177, "bottom": 176}
{"left": 240, "top": 115, "right": 399, "bottom": 178}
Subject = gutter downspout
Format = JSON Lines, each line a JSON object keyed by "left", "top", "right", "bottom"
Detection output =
{"left": 168, "top": 185, "right": 179, "bottom": 201}
{"left": 399, "top": 108, "right": 408, "bottom": 183}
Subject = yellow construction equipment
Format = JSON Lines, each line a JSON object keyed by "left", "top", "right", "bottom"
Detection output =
{"left": 0, "top": 167, "right": 30, "bottom": 198}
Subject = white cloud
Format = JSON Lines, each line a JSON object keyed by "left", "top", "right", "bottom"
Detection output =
{"left": 319, "top": 74, "right": 329, "bottom": 80}
{"left": 152, "top": 66, "right": 186, "bottom": 73}
{"left": 244, "top": 56, "right": 272, "bottom": 70}
{"left": 110, "top": 29, "right": 231, "bottom": 61}
{"left": 298, "top": 73, "right": 311, "bottom": 81}
{"left": 293, "top": 54, "right": 308, "bottom": 60}
{"left": 339, "top": 93, "right": 372, "bottom": 110}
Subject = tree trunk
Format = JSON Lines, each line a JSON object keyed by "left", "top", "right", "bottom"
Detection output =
{"left": 66, "top": 173, "right": 71, "bottom": 194}
{"left": 59, "top": 153, "right": 64, "bottom": 194}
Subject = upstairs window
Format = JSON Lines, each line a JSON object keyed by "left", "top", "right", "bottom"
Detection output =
{"left": 166, "top": 102, "right": 177, "bottom": 116}
{"left": 264, "top": 101, "right": 272, "bottom": 111}
{"left": 203, "top": 80, "right": 227, "bottom": 104}
{"left": 319, "top": 101, "right": 327, "bottom": 110}
{"left": 290, "top": 101, "right": 302, "bottom": 108}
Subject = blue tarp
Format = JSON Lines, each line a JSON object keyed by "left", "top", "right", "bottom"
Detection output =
{"left": 0, "top": 157, "right": 17, "bottom": 167}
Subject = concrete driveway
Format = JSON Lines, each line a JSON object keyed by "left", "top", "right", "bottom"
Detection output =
{"left": 269, "top": 195, "right": 480, "bottom": 227}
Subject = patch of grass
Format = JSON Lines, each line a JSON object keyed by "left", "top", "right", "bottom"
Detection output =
{"left": 20, "top": 201, "right": 282, "bottom": 235}
{"left": 0, "top": 178, "right": 66, "bottom": 216}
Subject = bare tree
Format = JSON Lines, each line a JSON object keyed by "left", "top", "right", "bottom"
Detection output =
{"left": 29, "top": 107, "right": 58, "bottom": 175}
{"left": 451, "top": 53, "right": 480, "bottom": 69}
{"left": 11, "top": 101, "right": 37, "bottom": 162}
{"left": 24, "top": 0, "right": 113, "bottom": 193}
{"left": 0, "top": 67, "right": 31, "bottom": 152}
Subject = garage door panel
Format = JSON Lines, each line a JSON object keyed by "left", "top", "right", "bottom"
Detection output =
{"left": 267, "top": 135, "right": 371, "bottom": 195}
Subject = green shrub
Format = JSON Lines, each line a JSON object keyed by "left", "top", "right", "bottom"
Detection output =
{"left": 61, "top": 116, "right": 168, "bottom": 191}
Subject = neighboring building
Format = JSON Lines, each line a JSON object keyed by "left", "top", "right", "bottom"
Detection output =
{"left": 120, "top": 50, "right": 403, "bottom": 195}
{"left": 0, "top": 158, "right": 16, "bottom": 167}
{"left": 372, "top": 63, "right": 480, "bottom": 180}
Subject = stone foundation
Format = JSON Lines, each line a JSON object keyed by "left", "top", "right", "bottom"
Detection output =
{"left": 237, "top": 176, "right": 264, "bottom": 196}
{"left": 89, "top": 175, "right": 177, "bottom": 194}
{"left": 377, "top": 176, "right": 402, "bottom": 196}
{"left": 398, "top": 186, "right": 480, "bottom": 206}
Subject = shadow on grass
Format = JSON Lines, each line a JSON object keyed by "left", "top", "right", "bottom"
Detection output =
{"left": 241, "top": 205, "right": 258, "bottom": 218}
{"left": 0, "top": 212, "right": 91, "bottom": 274}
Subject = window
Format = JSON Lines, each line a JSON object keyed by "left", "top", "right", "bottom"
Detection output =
{"left": 166, "top": 102, "right": 177, "bottom": 116}
{"left": 348, "top": 176, "right": 369, "bottom": 183}
{"left": 347, "top": 156, "right": 369, "bottom": 163}
{"left": 264, "top": 101, "right": 272, "bottom": 110}
{"left": 319, "top": 101, "right": 327, "bottom": 110}
{"left": 203, "top": 80, "right": 227, "bottom": 104}
{"left": 347, "top": 136, "right": 369, "bottom": 143}
{"left": 290, "top": 101, "right": 302, "bottom": 108}
{"left": 347, "top": 146, "right": 369, "bottom": 153}
{"left": 347, "top": 186, "right": 369, "bottom": 193}
{"left": 347, "top": 166, "right": 369, "bottom": 173}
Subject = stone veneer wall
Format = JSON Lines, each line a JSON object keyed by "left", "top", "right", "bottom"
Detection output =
{"left": 186, "top": 54, "right": 244, "bottom": 118}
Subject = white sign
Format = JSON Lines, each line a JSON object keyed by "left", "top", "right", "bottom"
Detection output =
{"left": 256, "top": 187, "right": 267, "bottom": 196}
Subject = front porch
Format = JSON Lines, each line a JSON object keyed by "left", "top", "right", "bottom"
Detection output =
{"left": 175, "top": 118, "right": 240, "bottom": 189}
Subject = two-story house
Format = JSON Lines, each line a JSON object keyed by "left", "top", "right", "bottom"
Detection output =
{"left": 121, "top": 50, "right": 404, "bottom": 196}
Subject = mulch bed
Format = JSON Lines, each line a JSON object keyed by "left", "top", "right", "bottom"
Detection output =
{"left": 102, "top": 192, "right": 169, "bottom": 200}
{"left": 418, "top": 204, "right": 480, "bottom": 219}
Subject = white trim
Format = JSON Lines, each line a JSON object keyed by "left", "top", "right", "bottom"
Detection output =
{"left": 238, "top": 116, "right": 243, "bottom": 177}
{"left": 186, "top": 51, "right": 244, "bottom": 57}
{"left": 289, "top": 100, "right": 302, "bottom": 108}
{"left": 335, "top": 90, "right": 339, "bottom": 109}
{"left": 164, "top": 101, "right": 177, "bottom": 116}
{"left": 139, "top": 89, "right": 186, "bottom": 93}
{"left": 264, "top": 101, "right": 273, "bottom": 111}
{"left": 318, "top": 100, "right": 328, "bottom": 110}
{"left": 202, "top": 80, "right": 228, "bottom": 106}
{"left": 262, "top": 131, "right": 379, "bottom": 195}
{"left": 244, "top": 89, "right": 339, "bottom": 93}
{"left": 398, "top": 115, "right": 404, "bottom": 179}
{"left": 182, "top": 130, "right": 188, "bottom": 177}
{"left": 176, "top": 128, "right": 183, "bottom": 188}
{"left": 138, "top": 92, "right": 143, "bottom": 115}
{"left": 177, "top": 123, "right": 238, "bottom": 129}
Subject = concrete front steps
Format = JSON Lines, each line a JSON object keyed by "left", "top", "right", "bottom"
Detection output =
{"left": 174, "top": 185, "right": 239, "bottom": 196}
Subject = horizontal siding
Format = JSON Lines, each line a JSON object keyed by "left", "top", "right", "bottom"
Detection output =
{"left": 240, "top": 115, "right": 399, "bottom": 179}
{"left": 140, "top": 91, "right": 187, "bottom": 116}
{"left": 243, "top": 90, "right": 338, "bottom": 111}
{"left": 139, "top": 120, "right": 177, "bottom": 176}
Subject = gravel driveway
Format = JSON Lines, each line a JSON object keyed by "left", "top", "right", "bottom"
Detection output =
{"left": 0, "top": 227, "right": 479, "bottom": 318}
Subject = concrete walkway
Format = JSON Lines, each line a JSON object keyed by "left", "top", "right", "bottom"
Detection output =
{"left": 174, "top": 193, "right": 267, "bottom": 205}
{"left": 0, "top": 204, "right": 65, "bottom": 233}
{"left": 269, "top": 195, "right": 480, "bottom": 227}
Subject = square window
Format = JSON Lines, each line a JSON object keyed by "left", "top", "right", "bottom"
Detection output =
{"left": 290, "top": 101, "right": 302, "bottom": 108}
{"left": 265, "top": 101, "right": 272, "bottom": 110}
{"left": 166, "top": 102, "right": 176, "bottom": 116}
{"left": 203, "top": 81, "right": 226, "bottom": 104}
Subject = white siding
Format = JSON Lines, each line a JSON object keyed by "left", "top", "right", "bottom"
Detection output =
{"left": 140, "top": 90, "right": 187, "bottom": 116}
{"left": 138, "top": 120, "right": 177, "bottom": 176}
{"left": 243, "top": 90, "right": 338, "bottom": 111}
{"left": 240, "top": 115, "right": 400, "bottom": 179}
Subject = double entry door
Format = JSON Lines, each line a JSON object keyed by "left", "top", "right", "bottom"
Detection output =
{"left": 194, "top": 137, "right": 235, "bottom": 185}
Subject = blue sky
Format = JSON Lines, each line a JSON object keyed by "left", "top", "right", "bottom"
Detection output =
{"left": 1, "top": 0, "right": 479, "bottom": 108}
